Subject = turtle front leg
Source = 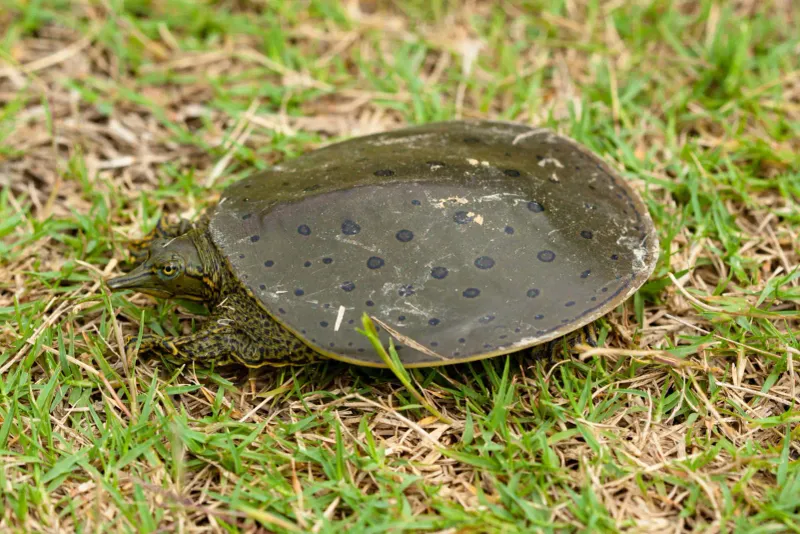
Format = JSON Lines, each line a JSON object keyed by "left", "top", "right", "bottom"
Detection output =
{"left": 126, "top": 315, "right": 319, "bottom": 368}
{"left": 126, "top": 217, "right": 194, "bottom": 265}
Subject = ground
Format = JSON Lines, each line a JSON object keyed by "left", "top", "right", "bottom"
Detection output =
{"left": 1, "top": 1, "right": 799, "bottom": 533}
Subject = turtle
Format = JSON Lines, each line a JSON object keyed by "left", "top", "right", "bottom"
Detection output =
{"left": 107, "top": 120, "right": 658, "bottom": 369}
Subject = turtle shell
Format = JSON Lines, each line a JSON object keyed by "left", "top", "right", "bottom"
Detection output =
{"left": 208, "top": 120, "right": 658, "bottom": 367}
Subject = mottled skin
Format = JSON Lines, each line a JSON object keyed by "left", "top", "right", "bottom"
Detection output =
{"left": 110, "top": 218, "right": 595, "bottom": 368}
{"left": 109, "top": 219, "right": 318, "bottom": 367}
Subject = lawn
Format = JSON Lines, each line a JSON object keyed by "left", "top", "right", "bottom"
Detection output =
{"left": 1, "top": 1, "right": 799, "bottom": 532}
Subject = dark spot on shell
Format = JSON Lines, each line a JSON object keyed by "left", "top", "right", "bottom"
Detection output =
{"left": 367, "top": 256, "right": 385, "bottom": 269}
{"left": 429, "top": 318, "right": 440, "bottom": 326}
{"left": 479, "top": 315, "right": 495, "bottom": 324}
{"left": 398, "top": 285, "right": 415, "bottom": 297}
{"left": 458, "top": 338, "right": 466, "bottom": 343}
{"left": 431, "top": 341, "right": 439, "bottom": 347}
{"left": 581, "top": 230, "right": 593, "bottom": 239}
{"left": 602, "top": 287, "right": 609, "bottom": 293}
{"left": 453, "top": 351, "right": 460, "bottom": 357}
{"left": 279, "top": 308, "right": 286, "bottom": 314}
{"left": 342, "top": 220, "right": 361, "bottom": 235}
{"left": 304, "top": 261, "right": 311, "bottom": 267}
{"left": 242, "top": 213, "right": 251, "bottom": 220}
{"left": 527, "top": 288, "right": 540, "bottom": 298}
{"left": 259, "top": 284, "right": 266, "bottom": 290}
{"left": 358, "top": 348, "right": 365, "bottom": 353}
{"left": 565, "top": 301, "right": 575, "bottom": 307}
{"left": 303, "top": 184, "right": 321, "bottom": 193}
{"left": 341, "top": 281, "right": 356, "bottom": 292}
{"left": 264, "top": 260, "right": 274, "bottom": 267}
{"left": 499, "top": 335, "right": 507, "bottom": 339}
{"left": 581, "top": 270, "right": 591, "bottom": 278}
{"left": 431, "top": 267, "right": 448, "bottom": 279}
{"left": 514, "top": 328, "right": 521, "bottom": 333}
{"left": 504, "top": 226, "right": 514, "bottom": 234}
{"left": 528, "top": 201, "right": 544, "bottom": 213}
{"left": 298, "top": 225, "right": 311, "bottom": 236}
{"left": 348, "top": 319, "right": 354, "bottom": 325}
{"left": 503, "top": 169, "right": 520, "bottom": 177}
{"left": 348, "top": 342, "right": 353, "bottom": 346}
{"left": 398, "top": 315, "right": 406, "bottom": 321}
{"left": 322, "top": 257, "right": 333, "bottom": 264}
{"left": 238, "top": 254, "right": 245, "bottom": 259}
{"left": 320, "top": 321, "right": 329, "bottom": 328}
{"left": 366, "top": 300, "right": 374, "bottom": 307}
{"left": 463, "top": 136, "right": 481, "bottom": 144}
{"left": 591, "top": 296, "right": 597, "bottom": 301}
{"left": 537, "top": 250, "right": 556, "bottom": 263}
{"left": 453, "top": 211, "right": 473, "bottom": 224}
{"left": 463, "top": 288, "right": 480, "bottom": 298}
{"left": 426, "top": 160, "right": 445, "bottom": 167}
{"left": 411, "top": 199, "right": 421, "bottom": 206}
{"left": 374, "top": 169, "right": 395, "bottom": 177}
{"left": 323, "top": 303, "right": 330, "bottom": 309}
{"left": 474, "top": 256, "right": 495, "bottom": 270}
{"left": 329, "top": 343, "right": 335, "bottom": 348}
{"left": 611, "top": 254, "right": 619, "bottom": 261}
{"left": 294, "top": 289, "right": 304, "bottom": 296}
{"left": 396, "top": 229, "right": 414, "bottom": 242}
{"left": 534, "top": 314, "right": 544, "bottom": 320}
{"left": 483, "top": 344, "right": 492, "bottom": 349}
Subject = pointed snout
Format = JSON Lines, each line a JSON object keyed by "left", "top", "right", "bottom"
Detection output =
{"left": 107, "top": 264, "right": 151, "bottom": 291}
{"left": 106, "top": 264, "right": 172, "bottom": 299}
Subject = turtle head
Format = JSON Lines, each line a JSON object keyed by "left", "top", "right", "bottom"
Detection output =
{"left": 107, "top": 231, "right": 218, "bottom": 302}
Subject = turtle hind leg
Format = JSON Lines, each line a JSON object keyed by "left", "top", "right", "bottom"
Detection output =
{"left": 533, "top": 323, "right": 598, "bottom": 361}
{"left": 126, "top": 217, "right": 194, "bottom": 265}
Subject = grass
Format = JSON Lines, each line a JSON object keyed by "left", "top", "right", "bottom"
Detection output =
{"left": 1, "top": 0, "right": 799, "bottom": 532}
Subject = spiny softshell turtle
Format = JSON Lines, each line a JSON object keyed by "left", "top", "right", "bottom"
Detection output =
{"left": 107, "top": 120, "right": 658, "bottom": 368}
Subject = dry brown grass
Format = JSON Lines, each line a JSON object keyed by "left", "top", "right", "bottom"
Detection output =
{"left": 1, "top": 1, "right": 799, "bottom": 532}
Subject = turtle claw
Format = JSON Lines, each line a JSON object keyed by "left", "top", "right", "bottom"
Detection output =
{"left": 124, "top": 333, "right": 159, "bottom": 354}
{"left": 125, "top": 333, "right": 191, "bottom": 367}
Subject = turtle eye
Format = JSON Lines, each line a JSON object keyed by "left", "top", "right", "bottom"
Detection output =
{"left": 159, "top": 262, "right": 180, "bottom": 279}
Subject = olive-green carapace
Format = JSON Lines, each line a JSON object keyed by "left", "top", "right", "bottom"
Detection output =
{"left": 108, "top": 120, "right": 658, "bottom": 368}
